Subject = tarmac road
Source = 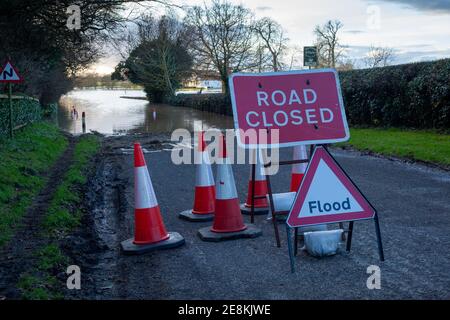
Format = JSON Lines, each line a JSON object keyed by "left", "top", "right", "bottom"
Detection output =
{"left": 81, "top": 135, "right": 450, "bottom": 300}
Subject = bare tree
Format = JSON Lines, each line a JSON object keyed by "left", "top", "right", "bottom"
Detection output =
{"left": 314, "top": 20, "right": 344, "bottom": 68}
{"left": 252, "top": 17, "right": 288, "bottom": 72}
{"left": 253, "top": 43, "right": 272, "bottom": 72}
{"left": 336, "top": 58, "right": 356, "bottom": 71}
{"left": 364, "top": 45, "right": 395, "bottom": 68}
{"left": 184, "top": 0, "right": 256, "bottom": 93}
{"left": 0, "top": 0, "right": 174, "bottom": 102}
{"left": 285, "top": 45, "right": 303, "bottom": 70}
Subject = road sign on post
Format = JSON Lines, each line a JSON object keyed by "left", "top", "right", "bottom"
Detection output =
{"left": 229, "top": 69, "right": 350, "bottom": 148}
{"left": 0, "top": 61, "right": 23, "bottom": 83}
{"left": 0, "top": 60, "right": 24, "bottom": 138}
{"left": 303, "top": 46, "right": 318, "bottom": 68}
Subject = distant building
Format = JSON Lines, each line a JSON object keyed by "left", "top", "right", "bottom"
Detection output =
{"left": 182, "top": 70, "right": 223, "bottom": 90}
{"left": 199, "top": 80, "right": 222, "bottom": 89}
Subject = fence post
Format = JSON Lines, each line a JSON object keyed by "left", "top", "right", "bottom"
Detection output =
{"left": 82, "top": 112, "right": 86, "bottom": 133}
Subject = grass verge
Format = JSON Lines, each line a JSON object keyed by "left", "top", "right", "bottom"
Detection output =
{"left": 18, "top": 244, "right": 68, "bottom": 300}
{"left": 18, "top": 134, "right": 100, "bottom": 299}
{"left": 336, "top": 128, "right": 450, "bottom": 167}
{"left": 0, "top": 122, "right": 68, "bottom": 246}
{"left": 42, "top": 134, "right": 100, "bottom": 235}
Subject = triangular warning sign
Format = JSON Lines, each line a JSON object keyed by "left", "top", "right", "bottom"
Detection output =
{"left": 0, "top": 61, "right": 23, "bottom": 83}
{"left": 287, "top": 146, "right": 375, "bottom": 227}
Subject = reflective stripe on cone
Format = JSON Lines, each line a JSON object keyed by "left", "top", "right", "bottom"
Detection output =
{"left": 192, "top": 131, "right": 215, "bottom": 215}
{"left": 244, "top": 149, "right": 268, "bottom": 208}
{"left": 290, "top": 145, "right": 308, "bottom": 192}
{"left": 211, "top": 135, "right": 247, "bottom": 233}
{"left": 132, "top": 143, "right": 169, "bottom": 244}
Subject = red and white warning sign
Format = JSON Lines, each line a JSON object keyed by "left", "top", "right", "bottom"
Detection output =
{"left": 287, "top": 146, "right": 375, "bottom": 227}
{"left": 229, "top": 69, "right": 349, "bottom": 148}
{"left": 0, "top": 61, "right": 23, "bottom": 83}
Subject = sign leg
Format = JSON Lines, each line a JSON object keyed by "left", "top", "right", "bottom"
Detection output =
{"left": 286, "top": 224, "right": 295, "bottom": 273}
{"left": 346, "top": 221, "right": 354, "bottom": 252}
{"left": 8, "top": 83, "right": 13, "bottom": 138}
{"left": 294, "top": 227, "right": 298, "bottom": 256}
{"left": 265, "top": 172, "right": 281, "bottom": 247}
{"left": 374, "top": 213, "right": 385, "bottom": 261}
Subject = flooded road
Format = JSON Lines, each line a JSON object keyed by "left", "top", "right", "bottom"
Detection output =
{"left": 58, "top": 89, "right": 233, "bottom": 135}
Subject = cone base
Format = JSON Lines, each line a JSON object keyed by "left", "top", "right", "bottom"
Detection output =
{"left": 121, "top": 232, "right": 185, "bottom": 255}
{"left": 198, "top": 224, "right": 262, "bottom": 242}
{"left": 178, "top": 209, "right": 214, "bottom": 222}
{"left": 240, "top": 203, "right": 269, "bottom": 216}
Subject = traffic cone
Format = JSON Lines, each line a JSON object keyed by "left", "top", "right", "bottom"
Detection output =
{"left": 240, "top": 149, "right": 269, "bottom": 215}
{"left": 290, "top": 145, "right": 309, "bottom": 192}
{"left": 198, "top": 135, "right": 262, "bottom": 242}
{"left": 179, "top": 131, "right": 215, "bottom": 222}
{"left": 121, "top": 143, "right": 185, "bottom": 255}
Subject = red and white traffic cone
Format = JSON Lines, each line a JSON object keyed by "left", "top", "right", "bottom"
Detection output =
{"left": 198, "top": 135, "right": 262, "bottom": 242}
{"left": 121, "top": 142, "right": 185, "bottom": 255}
{"left": 241, "top": 149, "right": 269, "bottom": 215}
{"left": 290, "top": 145, "right": 309, "bottom": 192}
{"left": 179, "top": 131, "right": 215, "bottom": 222}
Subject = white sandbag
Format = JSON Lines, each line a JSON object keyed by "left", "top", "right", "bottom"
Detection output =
{"left": 267, "top": 192, "right": 296, "bottom": 212}
{"left": 303, "top": 229, "right": 343, "bottom": 258}
{"left": 266, "top": 192, "right": 296, "bottom": 220}
{"left": 298, "top": 224, "right": 328, "bottom": 233}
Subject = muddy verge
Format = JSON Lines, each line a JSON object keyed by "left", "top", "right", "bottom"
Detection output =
{"left": 63, "top": 133, "right": 171, "bottom": 299}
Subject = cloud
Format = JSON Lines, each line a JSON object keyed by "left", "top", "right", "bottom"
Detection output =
{"left": 344, "top": 44, "right": 450, "bottom": 68}
{"left": 396, "top": 48, "right": 450, "bottom": 61}
{"left": 345, "top": 30, "right": 365, "bottom": 34}
{"left": 255, "top": 6, "right": 272, "bottom": 12}
{"left": 368, "top": 0, "right": 450, "bottom": 13}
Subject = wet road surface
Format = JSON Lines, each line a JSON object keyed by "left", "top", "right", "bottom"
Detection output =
{"left": 79, "top": 135, "right": 450, "bottom": 300}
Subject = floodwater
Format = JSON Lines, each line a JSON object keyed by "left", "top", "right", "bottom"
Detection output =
{"left": 58, "top": 89, "right": 233, "bottom": 135}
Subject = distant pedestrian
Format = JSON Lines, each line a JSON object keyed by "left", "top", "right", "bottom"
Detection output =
{"left": 71, "top": 106, "right": 79, "bottom": 120}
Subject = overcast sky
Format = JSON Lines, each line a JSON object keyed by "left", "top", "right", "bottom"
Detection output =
{"left": 90, "top": 0, "right": 450, "bottom": 74}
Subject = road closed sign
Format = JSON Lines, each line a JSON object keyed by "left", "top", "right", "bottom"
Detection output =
{"left": 287, "top": 146, "right": 376, "bottom": 227}
{"left": 229, "top": 69, "right": 349, "bottom": 148}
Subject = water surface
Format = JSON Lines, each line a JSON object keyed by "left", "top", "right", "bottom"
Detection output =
{"left": 58, "top": 89, "right": 233, "bottom": 135}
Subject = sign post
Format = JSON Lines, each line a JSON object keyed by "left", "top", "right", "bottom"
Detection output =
{"left": 0, "top": 60, "right": 24, "bottom": 138}
{"left": 303, "top": 46, "right": 318, "bottom": 69}
{"left": 8, "top": 83, "right": 13, "bottom": 138}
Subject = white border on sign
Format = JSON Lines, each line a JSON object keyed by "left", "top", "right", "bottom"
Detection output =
{"left": 228, "top": 68, "right": 350, "bottom": 149}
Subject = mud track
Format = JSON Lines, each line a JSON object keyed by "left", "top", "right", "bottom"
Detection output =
{"left": 62, "top": 134, "right": 170, "bottom": 299}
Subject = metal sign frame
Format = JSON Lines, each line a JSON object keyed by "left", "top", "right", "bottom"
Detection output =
{"left": 284, "top": 145, "right": 384, "bottom": 273}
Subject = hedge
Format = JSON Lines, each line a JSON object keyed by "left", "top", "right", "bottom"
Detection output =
{"left": 166, "top": 93, "right": 232, "bottom": 116}
{"left": 168, "top": 59, "right": 450, "bottom": 130}
{"left": 0, "top": 95, "right": 42, "bottom": 138}
{"left": 339, "top": 58, "right": 450, "bottom": 130}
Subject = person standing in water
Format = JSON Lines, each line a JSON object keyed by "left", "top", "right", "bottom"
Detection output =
{"left": 71, "top": 106, "right": 79, "bottom": 120}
